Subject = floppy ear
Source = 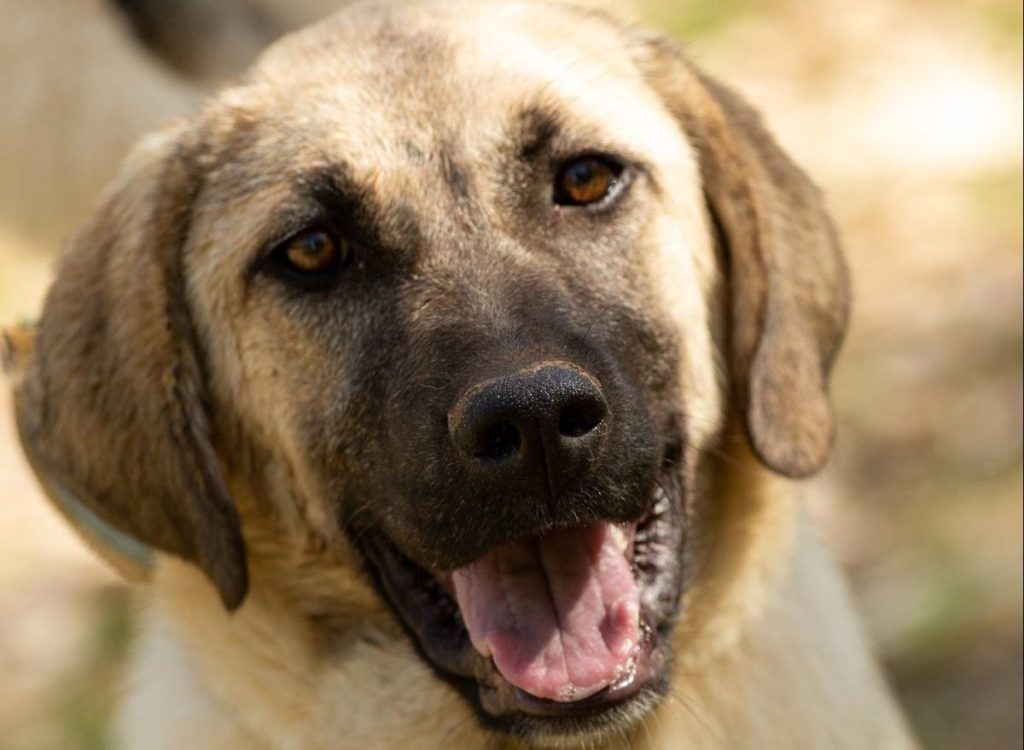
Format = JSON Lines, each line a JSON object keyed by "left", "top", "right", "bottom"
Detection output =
{"left": 638, "top": 36, "right": 850, "bottom": 477}
{"left": 11, "top": 126, "right": 249, "bottom": 608}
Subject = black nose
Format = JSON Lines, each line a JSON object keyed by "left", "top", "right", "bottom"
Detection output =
{"left": 449, "top": 363, "right": 609, "bottom": 495}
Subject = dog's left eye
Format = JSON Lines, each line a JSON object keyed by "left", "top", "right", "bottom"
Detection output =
{"left": 554, "top": 156, "right": 623, "bottom": 207}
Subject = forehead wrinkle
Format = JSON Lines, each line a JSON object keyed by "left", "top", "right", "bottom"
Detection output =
{"left": 416, "top": 14, "right": 680, "bottom": 173}
{"left": 248, "top": 0, "right": 643, "bottom": 144}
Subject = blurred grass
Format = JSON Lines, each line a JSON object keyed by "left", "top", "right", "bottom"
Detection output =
{"left": 0, "top": 0, "right": 1021, "bottom": 748}
{"left": 642, "top": 0, "right": 754, "bottom": 38}
{"left": 0, "top": 583, "right": 132, "bottom": 750}
{"left": 52, "top": 589, "right": 134, "bottom": 750}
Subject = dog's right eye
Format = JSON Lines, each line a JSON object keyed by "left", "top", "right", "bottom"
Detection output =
{"left": 553, "top": 156, "right": 624, "bottom": 207}
{"left": 268, "top": 226, "right": 351, "bottom": 287}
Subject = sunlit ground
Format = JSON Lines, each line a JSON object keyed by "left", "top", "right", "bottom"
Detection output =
{"left": 0, "top": 0, "right": 1020, "bottom": 747}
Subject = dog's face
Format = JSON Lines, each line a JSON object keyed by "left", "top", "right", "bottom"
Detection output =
{"left": 11, "top": 0, "right": 847, "bottom": 745}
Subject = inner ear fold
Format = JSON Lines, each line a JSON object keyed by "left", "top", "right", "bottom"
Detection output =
{"left": 13, "top": 126, "right": 249, "bottom": 608}
{"left": 637, "top": 36, "right": 850, "bottom": 477}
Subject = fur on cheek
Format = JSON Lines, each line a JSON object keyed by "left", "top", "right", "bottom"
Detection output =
{"left": 644, "top": 206, "right": 725, "bottom": 454}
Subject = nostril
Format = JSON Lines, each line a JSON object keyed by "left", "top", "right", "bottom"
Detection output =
{"left": 558, "top": 397, "right": 607, "bottom": 438}
{"left": 476, "top": 420, "right": 522, "bottom": 461}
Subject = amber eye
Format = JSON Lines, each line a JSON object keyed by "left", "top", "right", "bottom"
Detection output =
{"left": 554, "top": 157, "right": 623, "bottom": 206}
{"left": 270, "top": 226, "right": 351, "bottom": 286}
{"left": 284, "top": 228, "right": 343, "bottom": 272}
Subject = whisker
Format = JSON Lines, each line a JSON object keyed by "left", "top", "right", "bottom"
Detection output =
{"left": 661, "top": 682, "right": 722, "bottom": 743}
{"left": 436, "top": 711, "right": 478, "bottom": 750}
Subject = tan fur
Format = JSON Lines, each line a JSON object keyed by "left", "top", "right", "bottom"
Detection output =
{"left": 6, "top": 1, "right": 916, "bottom": 747}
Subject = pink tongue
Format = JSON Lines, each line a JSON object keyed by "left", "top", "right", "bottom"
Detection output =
{"left": 451, "top": 523, "right": 639, "bottom": 702}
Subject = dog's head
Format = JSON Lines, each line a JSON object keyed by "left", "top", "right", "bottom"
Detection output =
{"left": 9, "top": 0, "right": 847, "bottom": 744}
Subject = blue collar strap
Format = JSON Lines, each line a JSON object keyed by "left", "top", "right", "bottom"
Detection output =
{"left": 46, "top": 478, "right": 154, "bottom": 582}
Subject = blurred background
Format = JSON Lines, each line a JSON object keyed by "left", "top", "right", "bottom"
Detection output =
{"left": 0, "top": 0, "right": 1020, "bottom": 748}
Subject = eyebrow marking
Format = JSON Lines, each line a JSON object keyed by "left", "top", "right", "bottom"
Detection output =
{"left": 294, "top": 164, "right": 373, "bottom": 222}
{"left": 511, "top": 103, "right": 565, "bottom": 161}
{"left": 290, "top": 164, "right": 422, "bottom": 261}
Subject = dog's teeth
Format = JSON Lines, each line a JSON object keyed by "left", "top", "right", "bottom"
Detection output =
{"left": 651, "top": 486, "right": 670, "bottom": 516}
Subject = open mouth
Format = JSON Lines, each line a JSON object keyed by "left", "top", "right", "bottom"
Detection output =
{"left": 357, "top": 464, "right": 685, "bottom": 739}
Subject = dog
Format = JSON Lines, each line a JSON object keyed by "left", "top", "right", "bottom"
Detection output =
{"left": 3, "top": 1, "right": 918, "bottom": 747}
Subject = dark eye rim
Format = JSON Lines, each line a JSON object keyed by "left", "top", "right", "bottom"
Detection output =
{"left": 261, "top": 223, "right": 354, "bottom": 290}
{"left": 552, "top": 153, "right": 630, "bottom": 210}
